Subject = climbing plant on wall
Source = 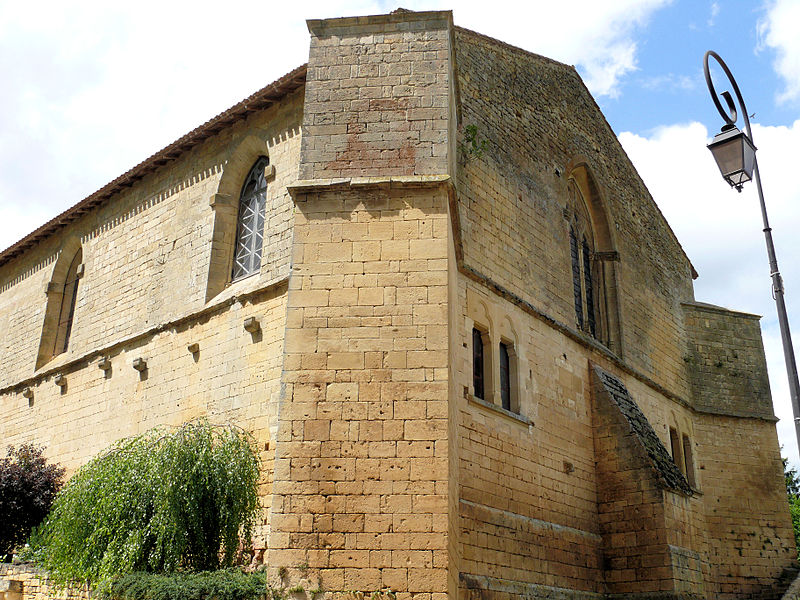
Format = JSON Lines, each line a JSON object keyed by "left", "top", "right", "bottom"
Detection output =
{"left": 28, "top": 420, "right": 260, "bottom": 587}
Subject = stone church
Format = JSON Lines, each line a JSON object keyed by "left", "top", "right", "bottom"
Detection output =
{"left": 0, "top": 8, "right": 796, "bottom": 600}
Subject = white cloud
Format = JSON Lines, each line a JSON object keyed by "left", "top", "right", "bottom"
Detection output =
{"left": 641, "top": 73, "right": 696, "bottom": 92}
{"left": 442, "top": 0, "right": 671, "bottom": 98}
{"left": 758, "top": 0, "right": 800, "bottom": 104}
{"left": 0, "top": 0, "right": 669, "bottom": 253}
{"left": 620, "top": 120, "right": 800, "bottom": 464}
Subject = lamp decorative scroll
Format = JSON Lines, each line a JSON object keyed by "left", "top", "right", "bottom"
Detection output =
{"left": 704, "top": 51, "right": 757, "bottom": 192}
{"left": 704, "top": 50, "right": 800, "bottom": 458}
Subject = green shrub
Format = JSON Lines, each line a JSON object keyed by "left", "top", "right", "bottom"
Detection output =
{"left": 0, "top": 444, "right": 65, "bottom": 561}
{"left": 103, "top": 569, "right": 268, "bottom": 600}
{"left": 29, "top": 420, "right": 260, "bottom": 586}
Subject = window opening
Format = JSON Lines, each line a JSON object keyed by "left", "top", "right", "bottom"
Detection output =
{"left": 582, "top": 237, "right": 596, "bottom": 337}
{"left": 669, "top": 427, "right": 684, "bottom": 474}
{"left": 232, "top": 156, "right": 269, "bottom": 280}
{"left": 53, "top": 249, "right": 82, "bottom": 357}
{"left": 472, "top": 328, "right": 485, "bottom": 400}
{"left": 569, "top": 226, "right": 583, "bottom": 330}
{"left": 499, "top": 342, "right": 511, "bottom": 411}
{"left": 682, "top": 434, "right": 696, "bottom": 487}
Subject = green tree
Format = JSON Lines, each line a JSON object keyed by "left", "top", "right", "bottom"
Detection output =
{"left": 0, "top": 444, "right": 65, "bottom": 561}
{"left": 29, "top": 421, "right": 260, "bottom": 587}
{"left": 784, "top": 456, "right": 800, "bottom": 558}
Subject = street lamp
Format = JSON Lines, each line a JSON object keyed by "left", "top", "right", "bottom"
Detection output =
{"left": 704, "top": 50, "right": 800, "bottom": 458}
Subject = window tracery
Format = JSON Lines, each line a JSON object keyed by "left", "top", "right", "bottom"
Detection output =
{"left": 231, "top": 156, "right": 269, "bottom": 281}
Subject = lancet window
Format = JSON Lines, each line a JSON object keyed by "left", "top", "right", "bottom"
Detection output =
{"left": 232, "top": 157, "right": 269, "bottom": 280}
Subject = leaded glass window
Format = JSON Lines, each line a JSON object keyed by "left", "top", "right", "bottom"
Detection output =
{"left": 569, "top": 225, "right": 583, "bottom": 330}
{"left": 567, "top": 180, "right": 597, "bottom": 338}
{"left": 582, "top": 237, "right": 596, "bottom": 337}
{"left": 232, "top": 157, "right": 269, "bottom": 280}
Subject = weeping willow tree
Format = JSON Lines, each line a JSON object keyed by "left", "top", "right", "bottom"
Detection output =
{"left": 28, "top": 420, "right": 260, "bottom": 587}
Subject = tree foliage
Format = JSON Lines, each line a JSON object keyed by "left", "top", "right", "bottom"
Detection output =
{"left": 784, "top": 456, "right": 800, "bottom": 558}
{"left": 103, "top": 569, "right": 268, "bottom": 600}
{"left": 0, "top": 444, "right": 65, "bottom": 561}
{"left": 29, "top": 421, "right": 260, "bottom": 586}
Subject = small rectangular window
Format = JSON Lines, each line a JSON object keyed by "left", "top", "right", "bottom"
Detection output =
{"left": 682, "top": 434, "right": 696, "bottom": 488}
{"left": 499, "top": 342, "right": 511, "bottom": 411}
{"left": 472, "top": 328, "right": 484, "bottom": 400}
{"left": 669, "top": 427, "right": 684, "bottom": 474}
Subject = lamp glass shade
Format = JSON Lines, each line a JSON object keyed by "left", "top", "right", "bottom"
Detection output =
{"left": 707, "top": 126, "right": 757, "bottom": 188}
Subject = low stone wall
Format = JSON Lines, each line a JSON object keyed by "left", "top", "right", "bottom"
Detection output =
{"left": 0, "top": 564, "right": 90, "bottom": 600}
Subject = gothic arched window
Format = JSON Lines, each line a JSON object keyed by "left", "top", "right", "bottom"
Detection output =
{"left": 231, "top": 157, "right": 269, "bottom": 280}
{"left": 567, "top": 180, "right": 597, "bottom": 339}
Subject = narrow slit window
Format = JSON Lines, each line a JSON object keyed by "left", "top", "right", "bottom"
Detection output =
{"left": 582, "top": 237, "right": 596, "bottom": 337}
{"left": 499, "top": 342, "right": 511, "bottom": 411}
{"left": 232, "top": 156, "right": 269, "bottom": 281}
{"left": 53, "top": 249, "right": 82, "bottom": 357}
{"left": 669, "top": 427, "right": 684, "bottom": 474}
{"left": 472, "top": 328, "right": 485, "bottom": 400}
{"left": 569, "top": 225, "right": 583, "bottom": 329}
{"left": 682, "top": 434, "right": 696, "bottom": 487}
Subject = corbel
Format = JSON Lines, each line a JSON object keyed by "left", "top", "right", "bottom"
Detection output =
{"left": 593, "top": 251, "right": 620, "bottom": 262}
{"left": 243, "top": 317, "right": 261, "bottom": 334}
{"left": 132, "top": 358, "right": 148, "bottom": 372}
{"left": 209, "top": 193, "right": 233, "bottom": 208}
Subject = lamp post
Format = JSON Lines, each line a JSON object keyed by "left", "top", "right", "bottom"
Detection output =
{"left": 704, "top": 50, "right": 800, "bottom": 458}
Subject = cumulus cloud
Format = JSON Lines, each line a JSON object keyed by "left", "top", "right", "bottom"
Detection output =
{"left": 620, "top": 120, "right": 800, "bottom": 463}
{"left": 0, "top": 0, "right": 669, "bottom": 253}
{"left": 758, "top": 0, "right": 800, "bottom": 104}
{"left": 445, "top": 0, "right": 671, "bottom": 97}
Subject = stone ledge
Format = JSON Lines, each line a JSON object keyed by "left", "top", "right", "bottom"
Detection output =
{"left": 288, "top": 175, "right": 452, "bottom": 196}
{"left": 307, "top": 10, "right": 453, "bottom": 36}
{"left": 1, "top": 275, "right": 289, "bottom": 397}
{"left": 682, "top": 300, "right": 762, "bottom": 320}
{"left": 466, "top": 393, "right": 532, "bottom": 427}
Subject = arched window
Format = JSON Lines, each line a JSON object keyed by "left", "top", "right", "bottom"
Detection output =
{"left": 231, "top": 157, "right": 269, "bottom": 280}
{"left": 564, "top": 166, "right": 623, "bottom": 354}
{"left": 52, "top": 249, "right": 82, "bottom": 357}
{"left": 567, "top": 180, "right": 596, "bottom": 338}
{"left": 37, "top": 243, "right": 84, "bottom": 368}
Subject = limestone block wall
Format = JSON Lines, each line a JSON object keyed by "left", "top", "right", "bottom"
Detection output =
{"left": 0, "top": 92, "right": 302, "bottom": 389}
{"left": 683, "top": 301, "right": 773, "bottom": 419}
{"left": 0, "top": 565, "right": 88, "bottom": 600}
{"left": 452, "top": 26, "right": 696, "bottom": 399}
{"left": 0, "top": 91, "right": 303, "bottom": 551}
{"left": 268, "top": 183, "right": 450, "bottom": 598}
{"left": 453, "top": 276, "right": 604, "bottom": 597}
{"left": 695, "top": 414, "right": 796, "bottom": 598}
{"left": 300, "top": 10, "right": 452, "bottom": 180}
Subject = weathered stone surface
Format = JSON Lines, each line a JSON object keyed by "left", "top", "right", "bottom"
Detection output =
{"left": 0, "top": 8, "right": 795, "bottom": 600}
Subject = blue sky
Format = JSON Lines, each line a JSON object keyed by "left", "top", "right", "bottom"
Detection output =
{"left": 1, "top": 0, "right": 799, "bottom": 464}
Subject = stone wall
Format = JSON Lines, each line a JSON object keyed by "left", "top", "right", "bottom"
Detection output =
{"left": 683, "top": 301, "right": 773, "bottom": 419}
{"left": 300, "top": 10, "right": 452, "bottom": 180}
{"left": 452, "top": 26, "right": 696, "bottom": 400}
{"left": 0, "top": 566, "right": 88, "bottom": 600}
{"left": 267, "top": 182, "right": 451, "bottom": 598}
{"left": 0, "top": 90, "right": 304, "bottom": 550}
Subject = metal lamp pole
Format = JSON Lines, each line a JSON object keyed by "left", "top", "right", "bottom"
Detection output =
{"left": 703, "top": 50, "right": 800, "bottom": 458}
